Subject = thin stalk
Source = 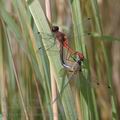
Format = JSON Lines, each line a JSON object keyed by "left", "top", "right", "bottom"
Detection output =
{"left": 45, "top": 0, "right": 58, "bottom": 119}
{"left": 6, "top": 28, "right": 29, "bottom": 120}
{"left": 0, "top": 19, "right": 7, "bottom": 120}
{"left": 45, "top": 0, "right": 52, "bottom": 22}
{"left": 51, "top": 68, "right": 58, "bottom": 120}
{"left": 34, "top": 77, "right": 46, "bottom": 120}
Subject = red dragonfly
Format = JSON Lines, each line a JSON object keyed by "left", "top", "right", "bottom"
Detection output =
{"left": 38, "top": 25, "right": 110, "bottom": 103}
{"left": 50, "top": 26, "right": 83, "bottom": 103}
{"left": 51, "top": 26, "right": 84, "bottom": 61}
{"left": 38, "top": 26, "right": 109, "bottom": 94}
{"left": 38, "top": 26, "right": 84, "bottom": 70}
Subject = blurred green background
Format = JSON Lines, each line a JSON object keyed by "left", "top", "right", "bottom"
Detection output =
{"left": 0, "top": 0, "right": 120, "bottom": 120}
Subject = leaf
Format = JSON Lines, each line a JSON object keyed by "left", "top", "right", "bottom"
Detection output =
{"left": 91, "top": 32, "right": 120, "bottom": 41}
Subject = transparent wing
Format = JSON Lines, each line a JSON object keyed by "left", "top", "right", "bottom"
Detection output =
{"left": 35, "top": 17, "right": 92, "bottom": 54}
{"left": 34, "top": 31, "right": 59, "bottom": 56}
{"left": 51, "top": 63, "right": 111, "bottom": 104}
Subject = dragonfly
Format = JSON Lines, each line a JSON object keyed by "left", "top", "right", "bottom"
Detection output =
{"left": 37, "top": 25, "right": 111, "bottom": 103}
{"left": 47, "top": 25, "right": 110, "bottom": 103}
{"left": 51, "top": 26, "right": 84, "bottom": 62}
{"left": 38, "top": 18, "right": 92, "bottom": 53}
{"left": 50, "top": 26, "right": 83, "bottom": 103}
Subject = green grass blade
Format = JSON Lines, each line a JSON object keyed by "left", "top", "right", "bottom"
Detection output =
{"left": 29, "top": 0, "right": 78, "bottom": 119}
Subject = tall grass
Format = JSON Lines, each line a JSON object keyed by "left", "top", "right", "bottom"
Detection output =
{"left": 0, "top": 0, "right": 120, "bottom": 120}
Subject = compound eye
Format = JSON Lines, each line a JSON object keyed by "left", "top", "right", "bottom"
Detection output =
{"left": 51, "top": 26, "right": 59, "bottom": 32}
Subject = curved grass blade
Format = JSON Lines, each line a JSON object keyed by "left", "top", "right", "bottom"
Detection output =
{"left": 28, "top": 0, "right": 78, "bottom": 119}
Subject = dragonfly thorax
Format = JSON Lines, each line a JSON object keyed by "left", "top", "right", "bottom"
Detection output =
{"left": 75, "top": 52, "right": 84, "bottom": 61}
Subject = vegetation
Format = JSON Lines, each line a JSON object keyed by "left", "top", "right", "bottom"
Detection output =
{"left": 0, "top": 0, "right": 120, "bottom": 120}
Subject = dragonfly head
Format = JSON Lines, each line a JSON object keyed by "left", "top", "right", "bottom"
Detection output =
{"left": 51, "top": 26, "right": 59, "bottom": 32}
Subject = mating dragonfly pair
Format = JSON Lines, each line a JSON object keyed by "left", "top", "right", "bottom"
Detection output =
{"left": 38, "top": 25, "right": 110, "bottom": 103}
{"left": 48, "top": 26, "right": 85, "bottom": 103}
{"left": 51, "top": 26, "right": 84, "bottom": 72}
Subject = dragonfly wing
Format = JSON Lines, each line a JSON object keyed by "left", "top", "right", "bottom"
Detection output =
{"left": 64, "top": 18, "right": 92, "bottom": 41}
{"left": 51, "top": 61, "right": 81, "bottom": 104}
{"left": 51, "top": 70, "right": 78, "bottom": 104}
{"left": 37, "top": 31, "right": 56, "bottom": 49}
{"left": 37, "top": 46, "right": 59, "bottom": 56}
{"left": 79, "top": 73, "right": 111, "bottom": 89}
{"left": 35, "top": 32, "right": 60, "bottom": 56}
